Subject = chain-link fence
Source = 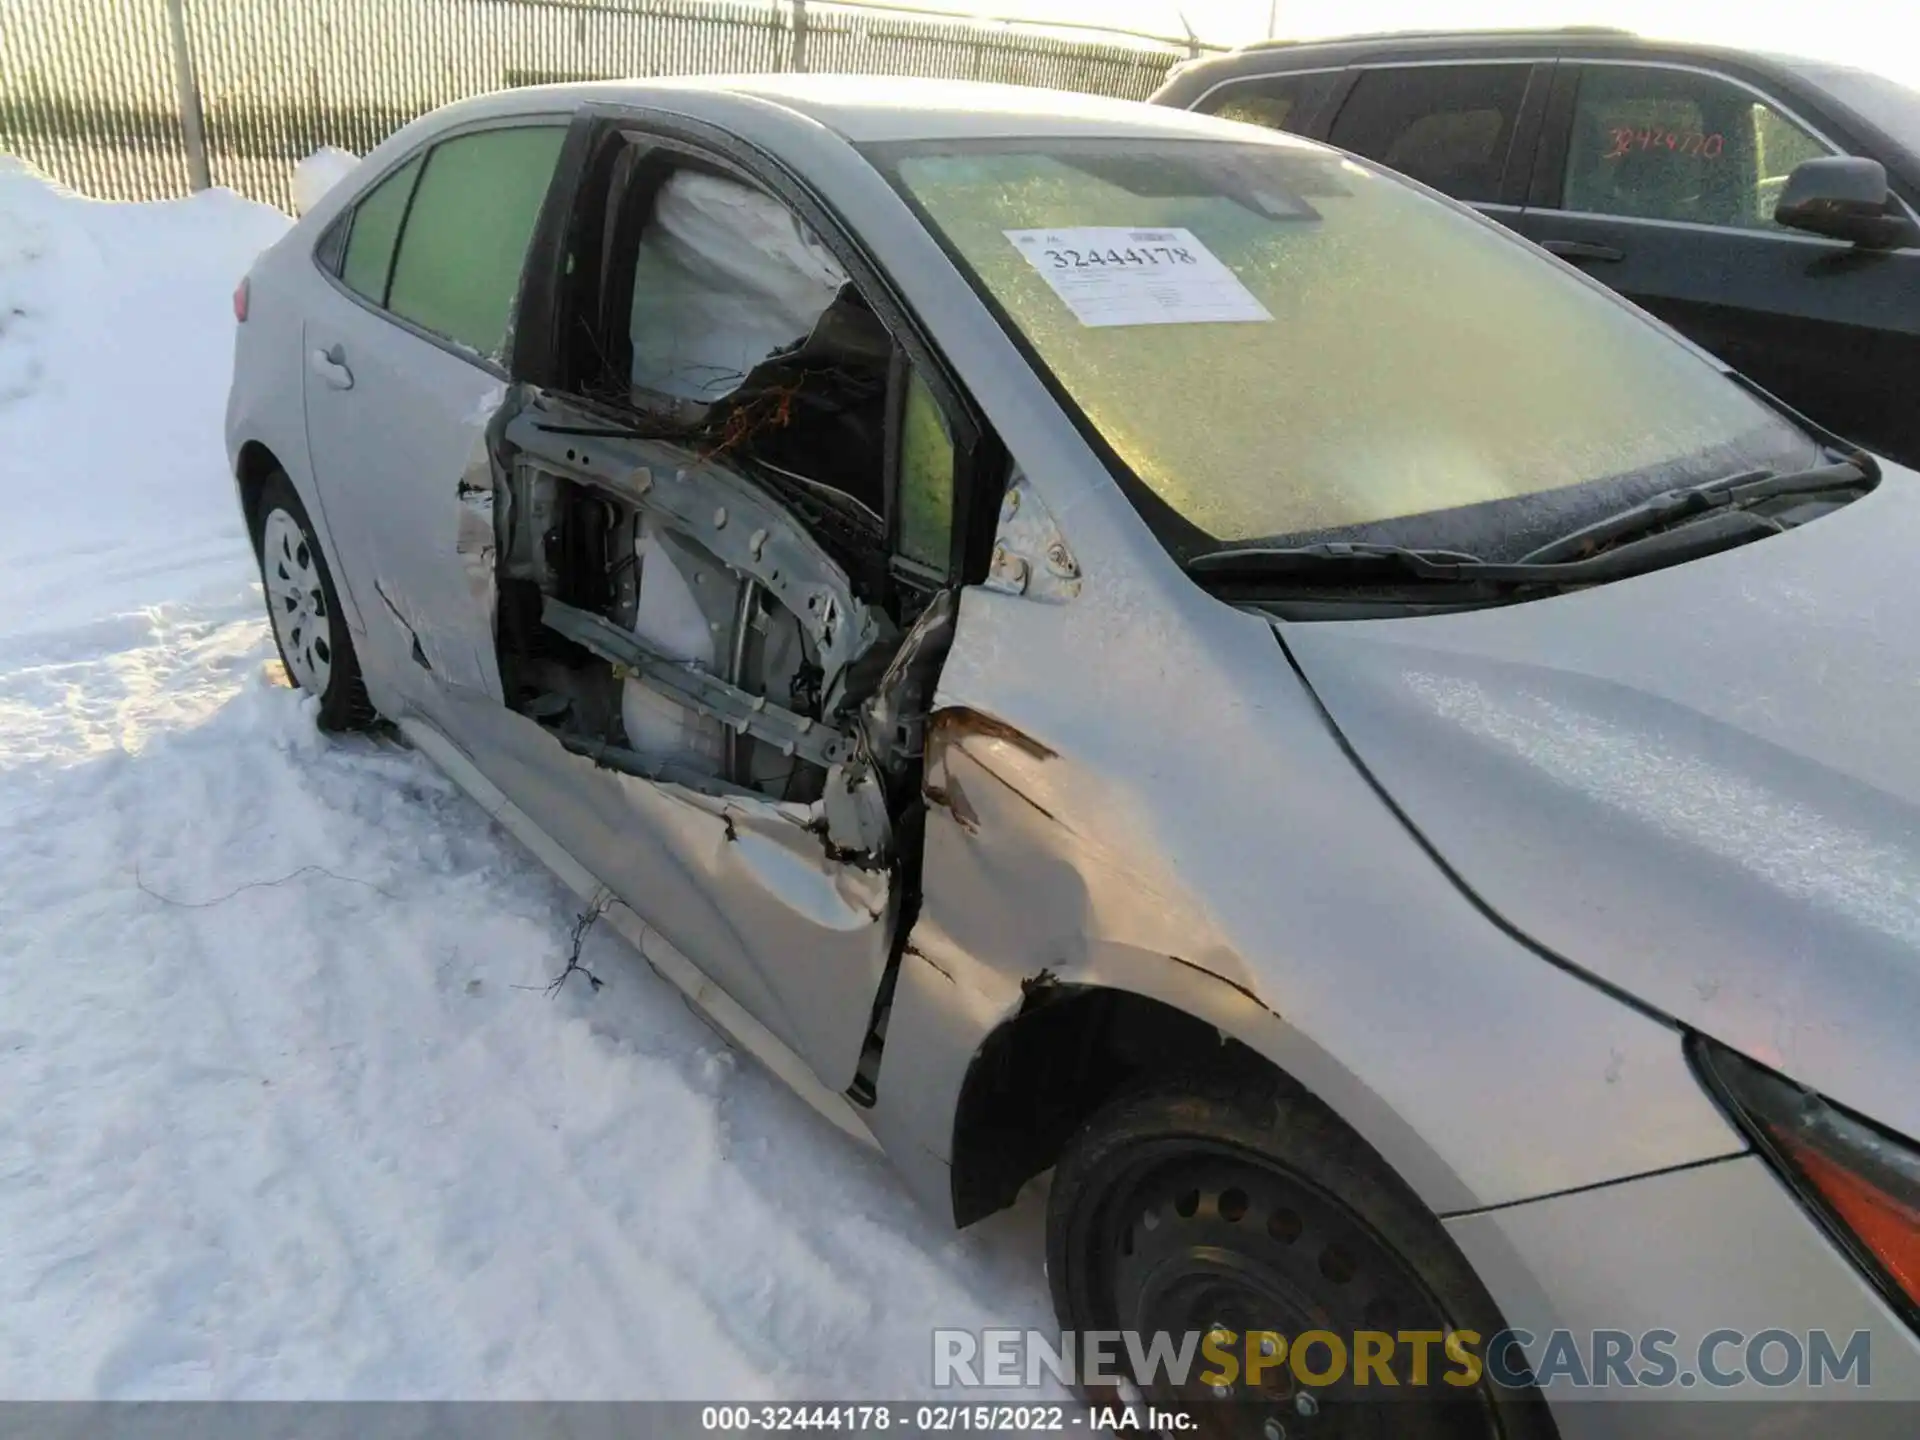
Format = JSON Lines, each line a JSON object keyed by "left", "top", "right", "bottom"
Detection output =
{"left": 2, "top": 0, "right": 1199, "bottom": 210}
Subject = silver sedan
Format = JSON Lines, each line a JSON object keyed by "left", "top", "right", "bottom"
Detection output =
{"left": 227, "top": 74, "right": 1920, "bottom": 1433}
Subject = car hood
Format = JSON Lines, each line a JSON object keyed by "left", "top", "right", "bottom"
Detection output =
{"left": 1282, "top": 468, "right": 1920, "bottom": 1142}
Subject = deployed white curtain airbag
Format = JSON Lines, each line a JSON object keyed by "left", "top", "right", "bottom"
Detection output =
{"left": 621, "top": 519, "right": 724, "bottom": 773}
{"left": 628, "top": 171, "right": 849, "bottom": 404}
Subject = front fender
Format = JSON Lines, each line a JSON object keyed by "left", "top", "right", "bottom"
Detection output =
{"left": 864, "top": 580, "right": 1742, "bottom": 1228}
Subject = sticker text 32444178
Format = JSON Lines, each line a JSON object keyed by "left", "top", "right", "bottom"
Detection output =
{"left": 1004, "top": 226, "right": 1272, "bottom": 329}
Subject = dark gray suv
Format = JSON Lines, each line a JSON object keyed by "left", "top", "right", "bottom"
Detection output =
{"left": 1154, "top": 27, "right": 1920, "bottom": 466}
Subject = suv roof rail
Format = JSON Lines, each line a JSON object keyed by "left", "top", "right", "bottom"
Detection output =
{"left": 1238, "top": 25, "right": 1634, "bottom": 54}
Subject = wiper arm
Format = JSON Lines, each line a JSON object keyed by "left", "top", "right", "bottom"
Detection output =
{"left": 1519, "top": 457, "right": 1870, "bottom": 565}
{"left": 1188, "top": 541, "right": 1595, "bottom": 592}
{"left": 1187, "top": 541, "right": 1497, "bottom": 582}
{"left": 1190, "top": 512, "right": 1785, "bottom": 590}
{"left": 1191, "top": 455, "right": 1872, "bottom": 595}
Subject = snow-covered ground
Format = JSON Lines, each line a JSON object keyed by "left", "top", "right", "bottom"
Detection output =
{"left": 0, "top": 158, "right": 1052, "bottom": 1399}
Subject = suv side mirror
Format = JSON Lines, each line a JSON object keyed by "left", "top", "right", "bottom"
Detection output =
{"left": 1774, "top": 156, "right": 1909, "bottom": 249}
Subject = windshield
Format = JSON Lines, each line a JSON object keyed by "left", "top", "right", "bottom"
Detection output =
{"left": 1794, "top": 62, "right": 1920, "bottom": 150}
{"left": 871, "top": 136, "right": 1812, "bottom": 560}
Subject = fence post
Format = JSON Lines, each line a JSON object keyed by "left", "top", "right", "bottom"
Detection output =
{"left": 790, "top": 0, "right": 809, "bottom": 73}
{"left": 163, "top": 0, "right": 212, "bottom": 192}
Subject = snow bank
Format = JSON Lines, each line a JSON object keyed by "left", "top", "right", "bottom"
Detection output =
{"left": 0, "top": 161, "right": 290, "bottom": 644}
{"left": 292, "top": 146, "right": 360, "bottom": 216}
{"left": 0, "top": 161, "right": 1053, "bottom": 1397}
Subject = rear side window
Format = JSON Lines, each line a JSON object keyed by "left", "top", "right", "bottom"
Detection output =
{"left": 387, "top": 125, "right": 567, "bottom": 359}
{"left": 1562, "top": 66, "right": 1833, "bottom": 231}
{"left": 1199, "top": 71, "right": 1342, "bottom": 135}
{"left": 1328, "top": 64, "right": 1531, "bottom": 202}
{"left": 339, "top": 154, "right": 422, "bottom": 306}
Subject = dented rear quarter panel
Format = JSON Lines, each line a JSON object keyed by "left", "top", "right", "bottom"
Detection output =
{"left": 226, "top": 211, "right": 373, "bottom": 643}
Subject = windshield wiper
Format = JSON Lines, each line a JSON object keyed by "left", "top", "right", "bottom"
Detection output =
{"left": 1187, "top": 541, "right": 1612, "bottom": 594}
{"left": 1189, "top": 510, "right": 1790, "bottom": 589}
{"left": 1190, "top": 455, "right": 1873, "bottom": 595}
{"left": 1518, "top": 456, "right": 1871, "bottom": 565}
{"left": 1187, "top": 541, "right": 1501, "bottom": 581}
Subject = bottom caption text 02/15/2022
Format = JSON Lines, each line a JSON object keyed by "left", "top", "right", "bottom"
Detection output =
{"left": 698, "top": 1403, "right": 1201, "bottom": 1434}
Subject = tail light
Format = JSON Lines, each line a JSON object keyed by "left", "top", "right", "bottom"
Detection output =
{"left": 233, "top": 276, "right": 250, "bottom": 323}
{"left": 1691, "top": 1036, "right": 1920, "bottom": 1327}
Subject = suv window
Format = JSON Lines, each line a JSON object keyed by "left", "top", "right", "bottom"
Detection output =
{"left": 1199, "top": 71, "right": 1342, "bottom": 136}
{"left": 386, "top": 125, "right": 567, "bottom": 358}
{"left": 1563, "top": 66, "right": 1833, "bottom": 231}
{"left": 339, "top": 154, "right": 422, "bottom": 306}
{"left": 1327, "top": 64, "right": 1531, "bottom": 202}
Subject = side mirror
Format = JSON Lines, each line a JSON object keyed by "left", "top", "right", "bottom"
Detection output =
{"left": 1774, "top": 156, "right": 1908, "bottom": 249}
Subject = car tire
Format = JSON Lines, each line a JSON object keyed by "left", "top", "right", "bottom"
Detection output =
{"left": 252, "top": 470, "right": 376, "bottom": 732}
{"left": 1047, "top": 1070, "right": 1557, "bottom": 1439}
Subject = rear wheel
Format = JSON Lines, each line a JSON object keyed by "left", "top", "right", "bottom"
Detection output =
{"left": 252, "top": 470, "right": 374, "bottom": 731}
{"left": 1047, "top": 1073, "right": 1555, "bottom": 1440}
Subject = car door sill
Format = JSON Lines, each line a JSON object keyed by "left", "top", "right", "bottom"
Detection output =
{"left": 398, "top": 714, "right": 881, "bottom": 1150}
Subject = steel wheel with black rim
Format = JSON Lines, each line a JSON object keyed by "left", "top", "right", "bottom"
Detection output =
{"left": 252, "top": 470, "right": 375, "bottom": 731}
{"left": 1047, "top": 1073, "right": 1557, "bottom": 1440}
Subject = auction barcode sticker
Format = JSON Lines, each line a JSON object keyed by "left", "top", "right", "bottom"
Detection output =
{"left": 1004, "top": 226, "right": 1272, "bottom": 328}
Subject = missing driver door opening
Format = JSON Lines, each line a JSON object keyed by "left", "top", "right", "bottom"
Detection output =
{"left": 477, "top": 128, "right": 996, "bottom": 1095}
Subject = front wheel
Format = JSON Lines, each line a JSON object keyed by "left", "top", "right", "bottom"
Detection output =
{"left": 252, "top": 470, "right": 375, "bottom": 731}
{"left": 1046, "top": 1073, "right": 1556, "bottom": 1440}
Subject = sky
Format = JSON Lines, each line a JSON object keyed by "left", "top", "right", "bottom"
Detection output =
{"left": 933, "top": 0, "right": 1920, "bottom": 88}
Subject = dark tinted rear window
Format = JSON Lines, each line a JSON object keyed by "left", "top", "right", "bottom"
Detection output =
{"left": 1199, "top": 71, "right": 1342, "bottom": 136}
{"left": 1328, "top": 64, "right": 1530, "bottom": 202}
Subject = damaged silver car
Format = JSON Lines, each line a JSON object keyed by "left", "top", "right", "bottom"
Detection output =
{"left": 229, "top": 75, "right": 1920, "bottom": 1435}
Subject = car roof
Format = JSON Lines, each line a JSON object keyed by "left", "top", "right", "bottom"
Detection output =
{"left": 432, "top": 73, "right": 1256, "bottom": 144}
{"left": 1146, "top": 26, "right": 1920, "bottom": 204}
{"left": 1240, "top": 24, "right": 1633, "bottom": 53}
{"left": 1189, "top": 26, "right": 1830, "bottom": 75}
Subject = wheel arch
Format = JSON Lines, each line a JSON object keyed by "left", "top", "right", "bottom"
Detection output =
{"left": 235, "top": 439, "right": 283, "bottom": 544}
{"left": 234, "top": 435, "right": 370, "bottom": 644}
{"left": 945, "top": 947, "right": 1479, "bottom": 1229}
